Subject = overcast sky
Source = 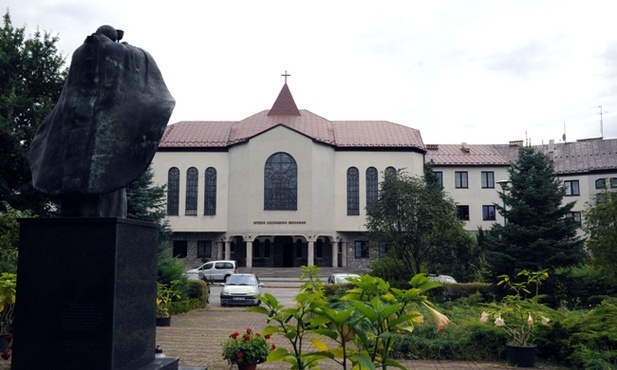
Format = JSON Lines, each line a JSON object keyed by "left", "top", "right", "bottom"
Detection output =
{"left": 5, "top": 0, "right": 617, "bottom": 145}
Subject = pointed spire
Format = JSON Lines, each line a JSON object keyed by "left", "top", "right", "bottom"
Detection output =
{"left": 268, "top": 72, "right": 301, "bottom": 116}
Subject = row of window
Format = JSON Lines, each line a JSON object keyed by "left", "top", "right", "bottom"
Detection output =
{"left": 456, "top": 205, "right": 497, "bottom": 221}
{"left": 347, "top": 166, "right": 396, "bottom": 215}
{"left": 167, "top": 167, "right": 217, "bottom": 216}
{"left": 563, "top": 177, "right": 617, "bottom": 196}
{"left": 432, "top": 171, "right": 497, "bottom": 189}
{"left": 455, "top": 205, "right": 582, "bottom": 224}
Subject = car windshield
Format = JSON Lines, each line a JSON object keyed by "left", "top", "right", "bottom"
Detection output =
{"left": 226, "top": 275, "right": 256, "bottom": 286}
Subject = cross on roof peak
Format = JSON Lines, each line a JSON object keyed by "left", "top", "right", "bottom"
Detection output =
{"left": 281, "top": 70, "right": 291, "bottom": 84}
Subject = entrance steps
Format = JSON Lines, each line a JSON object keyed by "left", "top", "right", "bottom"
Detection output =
{"left": 239, "top": 266, "right": 367, "bottom": 282}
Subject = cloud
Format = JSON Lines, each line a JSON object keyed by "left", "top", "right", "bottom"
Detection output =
{"left": 485, "top": 40, "right": 556, "bottom": 78}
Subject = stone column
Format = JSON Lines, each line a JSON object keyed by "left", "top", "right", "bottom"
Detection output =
{"left": 341, "top": 241, "right": 348, "bottom": 267}
{"left": 307, "top": 239, "right": 314, "bottom": 266}
{"left": 332, "top": 240, "right": 339, "bottom": 268}
{"left": 246, "top": 240, "right": 253, "bottom": 268}
{"left": 225, "top": 241, "right": 231, "bottom": 260}
{"left": 217, "top": 240, "right": 224, "bottom": 259}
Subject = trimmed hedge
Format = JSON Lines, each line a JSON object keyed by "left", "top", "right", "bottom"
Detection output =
{"left": 428, "top": 282, "right": 493, "bottom": 303}
{"left": 169, "top": 280, "right": 209, "bottom": 315}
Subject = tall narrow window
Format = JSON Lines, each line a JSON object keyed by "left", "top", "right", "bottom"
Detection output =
{"left": 564, "top": 180, "right": 580, "bottom": 196}
{"left": 455, "top": 171, "right": 468, "bottom": 188}
{"left": 481, "top": 171, "right": 495, "bottom": 188}
{"left": 482, "top": 205, "right": 496, "bottom": 220}
{"left": 354, "top": 240, "right": 369, "bottom": 258}
{"left": 264, "top": 152, "right": 297, "bottom": 210}
{"left": 347, "top": 167, "right": 359, "bottom": 215}
{"left": 204, "top": 167, "right": 217, "bottom": 215}
{"left": 433, "top": 171, "right": 443, "bottom": 188}
{"left": 167, "top": 167, "right": 180, "bottom": 215}
{"left": 185, "top": 167, "right": 198, "bottom": 215}
{"left": 197, "top": 240, "right": 212, "bottom": 258}
{"left": 385, "top": 166, "right": 397, "bottom": 179}
{"left": 366, "top": 167, "right": 378, "bottom": 211}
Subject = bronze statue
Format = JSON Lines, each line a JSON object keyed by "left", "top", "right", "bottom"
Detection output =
{"left": 29, "top": 25, "right": 175, "bottom": 217}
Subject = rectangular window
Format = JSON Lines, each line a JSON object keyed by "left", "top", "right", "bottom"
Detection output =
{"left": 378, "top": 242, "right": 387, "bottom": 257}
{"left": 197, "top": 240, "right": 212, "bottom": 258}
{"left": 172, "top": 240, "right": 188, "bottom": 258}
{"left": 433, "top": 171, "right": 443, "bottom": 188}
{"left": 566, "top": 211, "right": 582, "bottom": 225}
{"left": 482, "top": 205, "right": 496, "bottom": 220}
{"left": 354, "top": 240, "right": 369, "bottom": 258}
{"left": 595, "top": 178, "right": 606, "bottom": 189}
{"left": 481, "top": 171, "right": 495, "bottom": 188}
{"left": 457, "top": 205, "right": 470, "bottom": 221}
{"left": 611, "top": 177, "right": 617, "bottom": 188}
{"left": 564, "top": 180, "right": 580, "bottom": 196}
{"left": 455, "top": 172, "right": 468, "bottom": 188}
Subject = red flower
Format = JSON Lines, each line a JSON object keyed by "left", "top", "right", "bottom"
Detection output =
{"left": 230, "top": 332, "right": 239, "bottom": 339}
{"left": 265, "top": 334, "right": 271, "bottom": 339}
{"left": 246, "top": 328, "right": 253, "bottom": 334}
{"left": 1, "top": 350, "right": 10, "bottom": 360}
{"left": 236, "top": 352, "right": 244, "bottom": 360}
{"left": 271, "top": 343, "right": 276, "bottom": 350}
{"left": 243, "top": 334, "right": 250, "bottom": 341}
{"left": 5, "top": 333, "right": 13, "bottom": 341}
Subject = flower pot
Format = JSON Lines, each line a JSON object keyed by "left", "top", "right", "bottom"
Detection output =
{"left": 506, "top": 344, "right": 536, "bottom": 367}
{"left": 237, "top": 364, "right": 257, "bottom": 370}
{"left": 156, "top": 317, "right": 171, "bottom": 327}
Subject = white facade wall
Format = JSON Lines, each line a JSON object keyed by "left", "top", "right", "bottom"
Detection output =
{"left": 438, "top": 166, "right": 510, "bottom": 231}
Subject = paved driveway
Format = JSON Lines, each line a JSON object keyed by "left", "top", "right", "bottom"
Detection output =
{"left": 156, "top": 306, "right": 567, "bottom": 370}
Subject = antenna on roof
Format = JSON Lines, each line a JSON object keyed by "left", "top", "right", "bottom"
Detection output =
{"left": 592, "top": 105, "right": 608, "bottom": 138}
{"left": 562, "top": 122, "right": 566, "bottom": 142}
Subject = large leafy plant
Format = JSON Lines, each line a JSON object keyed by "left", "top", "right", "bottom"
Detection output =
{"left": 480, "top": 270, "right": 551, "bottom": 347}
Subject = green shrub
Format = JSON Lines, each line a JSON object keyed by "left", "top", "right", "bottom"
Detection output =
{"left": 157, "top": 255, "right": 186, "bottom": 286}
{"left": 429, "top": 282, "right": 493, "bottom": 303}
{"left": 187, "top": 279, "right": 208, "bottom": 305}
{"left": 565, "top": 300, "right": 617, "bottom": 369}
{"left": 169, "top": 298, "right": 203, "bottom": 315}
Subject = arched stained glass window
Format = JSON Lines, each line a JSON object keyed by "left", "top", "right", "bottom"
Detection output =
{"left": 185, "top": 167, "right": 198, "bottom": 216}
{"left": 347, "top": 167, "right": 359, "bottom": 215}
{"left": 204, "top": 167, "right": 217, "bottom": 215}
{"left": 366, "top": 167, "right": 378, "bottom": 210}
{"left": 385, "top": 166, "right": 397, "bottom": 179}
{"left": 264, "top": 152, "right": 297, "bottom": 210}
{"left": 167, "top": 167, "right": 180, "bottom": 215}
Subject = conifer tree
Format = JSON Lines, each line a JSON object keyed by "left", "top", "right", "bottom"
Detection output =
{"left": 484, "top": 146, "right": 585, "bottom": 278}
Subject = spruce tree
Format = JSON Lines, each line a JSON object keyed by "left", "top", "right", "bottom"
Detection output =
{"left": 484, "top": 146, "right": 585, "bottom": 278}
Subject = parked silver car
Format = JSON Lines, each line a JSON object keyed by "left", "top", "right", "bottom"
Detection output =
{"left": 220, "top": 273, "right": 263, "bottom": 306}
{"left": 327, "top": 273, "right": 360, "bottom": 284}
{"left": 187, "top": 260, "right": 237, "bottom": 282}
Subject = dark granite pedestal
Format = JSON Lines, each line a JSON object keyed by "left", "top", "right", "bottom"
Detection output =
{"left": 13, "top": 218, "right": 178, "bottom": 370}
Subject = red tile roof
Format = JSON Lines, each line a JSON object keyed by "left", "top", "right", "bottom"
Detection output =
{"left": 430, "top": 138, "right": 617, "bottom": 175}
{"left": 159, "top": 84, "right": 425, "bottom": 151}
{"left": 425, "top": 143, "right": 511, "bottom": 166}
{"left": 268, "top": 84, "right": 301, "bottom": 116}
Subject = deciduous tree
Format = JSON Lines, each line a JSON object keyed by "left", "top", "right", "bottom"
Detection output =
{"left": 582, "top": 187, "right": 617, "bottom": 272}
{"left": 0, "top": 11, "right": 66, "bottom": 215}
{"left": 366, "top": 168, "right": 475, "bottom": 281}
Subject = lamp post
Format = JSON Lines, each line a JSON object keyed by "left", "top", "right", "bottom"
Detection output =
{"left": 496, "top": 180, "right": 510, "bottom": 226}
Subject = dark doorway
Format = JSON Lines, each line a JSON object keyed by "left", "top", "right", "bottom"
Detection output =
{"left": 274, "top": 236, "right": 293, "bottom": 267}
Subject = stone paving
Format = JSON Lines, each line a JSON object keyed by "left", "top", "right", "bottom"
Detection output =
{"left": 155, "top": 306, "right": 568, "bottom": 370}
